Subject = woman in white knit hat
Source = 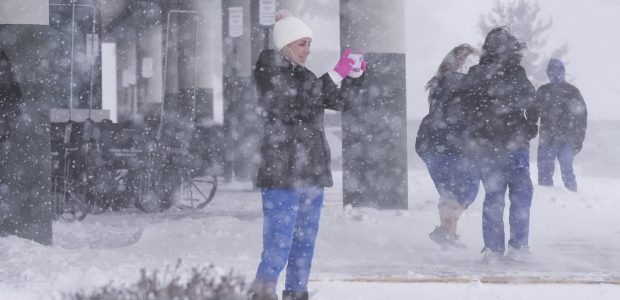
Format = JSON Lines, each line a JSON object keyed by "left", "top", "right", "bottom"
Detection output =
{"left": 251, "top": 10, "right": 365, "bottom": 300}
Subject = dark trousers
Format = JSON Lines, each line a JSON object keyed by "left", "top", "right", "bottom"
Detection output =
{"left": 478, "top": 148, "right": 533, "bottom": 254}
{"left": 255, "top": 187, "right": 324, "bottom": 293}
{"left": 537, "top": 143, "right": 577, "bottom": 191}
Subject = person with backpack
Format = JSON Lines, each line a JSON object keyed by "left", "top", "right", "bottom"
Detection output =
{"left": 457, "top": 27, "right": 538, "bottom": 263}
{"left": 533, "top": 58, "right": 587, "bottom": 192}
{"left": 416, "top": 44, "right": 480, "bottom": 250}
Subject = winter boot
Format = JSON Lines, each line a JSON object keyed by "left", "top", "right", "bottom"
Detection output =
{"left": 250, "top": 291, "right": 278, "bottom": 300}
{"left": 248, "top": 281, "right": 278, "bottom": 300}
{"left": 282, "top": 290, "right": 309, "bottom": 300}
{"left": 505, "top": 246, "right": 532, "bottom": 263}
{"left": 565, "top": 181, "right": 578, "bottom": 192}
{"left": 481, "top": 247, "right": 503, "bottom": 265}
{"left": 429, "top": 226, "right": 467, "bottom": 250}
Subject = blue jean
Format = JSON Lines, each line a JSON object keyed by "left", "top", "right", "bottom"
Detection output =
{"left": 255, "top": 187, "right": 324, "bottom": 293}
{"left": 478, "top": 148, "right": 533, "bottom": 254}
{"left": 420, "top": 152, "right": 480, "bottom": 208}
{"left": 537, "top": 143, "right": 577, "bottom": 191}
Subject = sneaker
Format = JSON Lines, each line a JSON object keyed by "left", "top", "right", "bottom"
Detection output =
{"left": 429, "top": 226, "right": 467, "bottom": 250}
{"left": 481, "top": 247, "right": 503, "bottom": 264}
{"left": 505, "top": 246, "right": 532, "bottom": 263}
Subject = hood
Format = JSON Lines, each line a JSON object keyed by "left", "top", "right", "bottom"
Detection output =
{"left": 480, "top": 27, "right": 524, "bottom": 65}
{"left": 546, "top": 58, "right": 565, "bottom": 84}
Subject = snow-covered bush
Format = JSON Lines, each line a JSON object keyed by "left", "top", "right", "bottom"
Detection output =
{"left": 62, "top": 265, "right": 249, "bottom": 300}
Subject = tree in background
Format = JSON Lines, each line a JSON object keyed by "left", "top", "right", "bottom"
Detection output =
{"left": 479, "top": 0, "right": 569, "bottom": 87}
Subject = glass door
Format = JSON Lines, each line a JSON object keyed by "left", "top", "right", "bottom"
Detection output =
{"left": 49, "top": 0, "right": 100, "bottom": 119}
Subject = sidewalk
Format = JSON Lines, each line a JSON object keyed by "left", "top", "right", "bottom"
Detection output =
{"left": 0, "top": 169, "right": 619, "bottom": 299}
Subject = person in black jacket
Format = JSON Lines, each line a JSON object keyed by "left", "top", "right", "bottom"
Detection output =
{"left": 457, "top": 27, "right": 538, "bottom": 262}
{"left": 533, "top": 58, "right": 587, "bottom": 192}
{"left": 416, "top": 44, "right": 480, "bottom": 250}
{"left": 251, "top": 11, "right": 364, "bottom": 300}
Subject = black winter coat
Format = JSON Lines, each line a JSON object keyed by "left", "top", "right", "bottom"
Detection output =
{"left": 254, "top": 50, "right": 358, "bottom": 188}
{"left": 534, "top": 82, "right": 587, "bottom": 149}
{"left": 457, "top": 61, "right": 537, "bottom": 152}
{"left": 415, "top": 71, "right": 466, "bottom": 156}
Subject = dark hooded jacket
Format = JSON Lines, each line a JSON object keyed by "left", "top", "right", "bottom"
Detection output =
{"left": 0, "top": 50, "right": 21, "bottom": 143}
{"left": 254, "top": 49, "right": 360, "bottom": 188}
{"left": 415, "top": 71, "right": 467, "bottom": 156}
{"left": 534, "top": 59, "right": 587, "bottom": 151}
{"left": 456, "top": 27, "right": 537, "bottom": 153}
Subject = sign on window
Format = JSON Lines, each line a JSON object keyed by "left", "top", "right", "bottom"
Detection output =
{"left": 228, "top": 7, "right": 244, "bottom": 38}
{"left": 259, "top": 0, "right": 276, "bottom": 26}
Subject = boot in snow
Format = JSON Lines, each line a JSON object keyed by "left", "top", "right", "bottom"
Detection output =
{"left": 481, "top": 247, "right": 503, "bottom": 264}
{"left": 249, "top": 281, "right": 278, "bottom": 300}
{"left": 505, "top": 246, "right": 532, "bottom": 263}
{"left": 429, "top": 226, "right": 467, "bottom": 250}
{"left": 250, "top": 291, "right": 278, "bottom": 300}
{"left": 565, "top": 181, "right": 578, "bottom": 192}
{"left": 282, "top": 290, "right": 308, "bottom": 300}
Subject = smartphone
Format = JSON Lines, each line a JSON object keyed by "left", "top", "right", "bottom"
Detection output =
{"left": 348, "top": 53, "right": 363, "bottom": 69}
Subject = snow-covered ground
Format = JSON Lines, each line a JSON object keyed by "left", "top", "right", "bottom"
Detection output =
{"left": 1, "top": 167, "right": 620, "bottom": 299}
{"left": 1, "top": 123, "right": 619, "bottom": 299}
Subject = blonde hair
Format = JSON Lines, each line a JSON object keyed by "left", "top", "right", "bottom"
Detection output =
{"left": 425, "top": 44, "right": 478, "bottom": 91}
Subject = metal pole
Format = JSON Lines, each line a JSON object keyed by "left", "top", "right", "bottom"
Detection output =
{"left": 69, "top": 2, "right": 75, "bottom": 119}
{"left": 263, "top": 28, "right": 269, "bottom": 50}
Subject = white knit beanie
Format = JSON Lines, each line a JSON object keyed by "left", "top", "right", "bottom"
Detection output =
{"left": 272, "top": 15, "right": 313, "bottom": 51}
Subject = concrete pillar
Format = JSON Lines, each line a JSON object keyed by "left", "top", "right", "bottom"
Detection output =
{"left": 0, "top": 0, "right": 53, "bottom": 244}
{"left": 340, "top": 0, "right": 408, "bottom": 209}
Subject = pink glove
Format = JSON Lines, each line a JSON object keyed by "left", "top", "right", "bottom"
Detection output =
{"left": 333, "top": 48, "right": 354, "bottom": 78}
